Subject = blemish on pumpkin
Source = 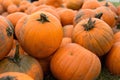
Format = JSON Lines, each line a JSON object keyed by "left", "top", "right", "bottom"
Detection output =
{"left": 6, "top": 27, "right": 13, "bottom": 37}
{"left": 0, "top": 76, "right": 16, "bottom": 80}
{"left": 70, "top": 52, "right": 73, "bottom": 56}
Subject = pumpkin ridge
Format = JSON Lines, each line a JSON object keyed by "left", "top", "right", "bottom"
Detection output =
{"left": 37, "top": 13, "right": 50, "bottom": 23}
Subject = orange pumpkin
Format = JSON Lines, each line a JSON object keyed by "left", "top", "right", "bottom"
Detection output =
{"left": 60, "top": 37, "right": 72, "bottom": 47}
{"left": 17, "top": 11, "right": 63, "bottom": 58}
{"left": 106, "top": 42, "right": 120, "bottom": 75}
{"left": 0, "top": 72, "right": 33, "bottom": 80}
{"left": 113, "top": 32, "right": 120, "bottom": 43}
{"left": 7, "top": 4, "right": 18, "bottom": 14}
{"left": 6, "top": 12, "right": 27, "bottom": 27}
{"left": 81, "top": 0, "right": 101, "bottom": 9}
{"left": 100, "top": 1, "right": 118, "bottom": 15}
{"left": 15, "top": 15, "right": 28, "bottom": 40}
{"left": 37, "top": 55, "right": 53, "bottom": 75}
{"left": 11, "top": 0, "right": 21, "bottom": 5}
{"left": 73, "top": 9, "right": 97, "bottom": 26}
{"left": 65, "top": 0, "right": 84, "bottom": 10}
{"left": 57, "top": 8, "right": 77, "bottom": 26}
{"left": 0, "top": 44, "right": 43, "bottom": 80}
{"left": 44, "top": 0, "right": 63, "bottom": 8}
{"left": 0, "top": 4, "right": 4, "bottom": 14}
{"left": 2, "top": 0, "right": 13, "bottom": 10}
{"left": 51, "top": 43, "right": 101, "bottom": 80}
{"left": 72, "top": 18, "right": 114, "bottom": 56}
{"left": 95, "top": 6, "right": 117, "bottom": 28}
{"left": 63, "top": 25, "right": 74, "bottom": 38}
{"left": 117, "top": 6, "right": 120, "bottom": 16}
{"left": 0, "top": 16, "right": 13, "bottom": 60}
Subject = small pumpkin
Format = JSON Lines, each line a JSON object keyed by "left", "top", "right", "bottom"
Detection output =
{"left": 0, "top": 72, "right": 33, "bottom": 80}
{"left": 0, "top": 16, "right": 13, "bottom": 60}
{"left": 0, "top": 44, "right": 43, "bottom": 80}
{"left": 51, "top": 43, "right": 101, "bottom": 80}
{"left": 60, "top": 37, "right": 72, "bottom": 47}
{"left": 65, "top": 0, "right": 84, "bottom": 10}
{"left": 6, "top": 12, "right": 27, "bottom": 27}
{"left": 57, "top": 8, "right": 77, "bottom": 26}
{"left": 100, "top": 1, "right": 118, "bottom": 15}
{"left": 2, "top": 0, "right": 13, "bottom": 10}
{"left": 72, "top": 18, "right": 114, "bottom": 56}
{"left": 105, "top": 42, "right": 120, "bottom": 75}
{"left": 7, "top": 4, "right": 18, "bottom": 14}
{"left": 17, "top": 11, "right": 63, "bottom": 58}
{"left": 81, "top": 0, "right": 101, "bottom": 9}
{"left": 63, "top": 25, "right": 74, "bottom": 38}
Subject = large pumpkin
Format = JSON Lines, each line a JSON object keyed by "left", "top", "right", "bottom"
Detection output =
{"left": 72, "top": 18, "right": 114, "bottom": 56}
{"left": 51, "top": 43, "right": 101, "bottom": 80}
{"left": 0, "top": 72, "right": 33, "bottom": 80}
{"left": 95, "top": 6, "right": 117, "bottom": 28}
{"left": 16, "top": 11, "right": 63, "bottom": 58}
{"left": 106, "top": 42, "right": 120, "bottom": 75}
{"left": 0, "top": 16, "right": 13, "bottom": 60}
{"left": 0, "top": 44, "right": 43, "bottom": 80}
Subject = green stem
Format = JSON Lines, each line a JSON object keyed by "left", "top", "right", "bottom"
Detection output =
{"left": 83, "top": 18, "right": 96, "bottom": 31}
{"left": 0, "top": 76, "right": 15, "bottom": 80}
{"left": 37, "top": 13, "right": 50, "bottom": 23}
{"left": 95, "top": 12, "right": 103, "bottom": 19}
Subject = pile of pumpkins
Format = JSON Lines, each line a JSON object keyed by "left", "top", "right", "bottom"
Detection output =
{"left": 0, "top": 0, "right": 120, "bottom": 80}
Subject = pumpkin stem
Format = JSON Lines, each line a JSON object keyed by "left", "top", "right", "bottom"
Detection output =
{"left": 83, "top": 18, "right": 96, "bottom": 31}
{"left": 104, "top": 2, "right": 109, "bottom": 7}
{"left": 9, "top": 43, "right": 21, "bottom": 66}
{"left": 115, "top": 16, "right": 118, "bottom": 20}
{"left": 6, "top": 27, "right": 13, "bottom": 37}
{"left": 37, "top": 13, "right": 50, "bottom": 23}
{"left": 95, "top": 12, "right": 103, "bottom": 19}
{"left": 0, "top": 76, "right": 15, "bottom": 80}
{"left": 117, "top": 23, "right": 120, "bottom": 29}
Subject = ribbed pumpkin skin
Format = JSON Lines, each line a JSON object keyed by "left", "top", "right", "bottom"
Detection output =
{"left": 51, "top": 43, "right": 101, "bottom": 80}
{"left": 6, "top": 12, "right": 27, "bottom": 27}
{"left": 0, "top": 72, "right": 34, "bottom": 80}
{"left": 73, "top": 9, "right": 96, "bottom": 26}
{"left": 17, "top": 11, "right": 63, "bottom": 58}
{"left": 0, "top": 54, "right": 43, "bottom": 80}
{"left": 72, "top": 18, "right": 114, "bottom": 56}
{"left": 106, "top": 42, "right": 120, "bottom": 75}
{"left": 95, "top": 6, "right": 117, "bottom": 28}
{"left": 0, "top": 16, "right": 13, "bottom": 60}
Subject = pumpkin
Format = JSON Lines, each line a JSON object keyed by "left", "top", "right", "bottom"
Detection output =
{"left": 72, "top": 18, "right": 114, "bottom": 56}
{"left": 95, "top": 6, "right": 117, "bottom": 28}
{"left": 63, "top": 25, "right": 74, "bottom": 38}
{"left": 31, "top": 6, "right": 60, "bottom": 20}
{"left": 112, "top": 23, "right": 120, "bottom": 34}
{"left": 0, "top": 4, "right": 4, "bottom": 14}
{"left": 117, "top": 6, "right": 120, "bottom": 16}
{"left": 11, "top": 0, "right": 21, "bottom": 5}
{"left": 57, "top": 8, "right": 77, "bottom": 26}
{"left": 2, "top": 0, "right": 13, "bottom": 10}
{"left": 51, "top": 43, "right": 101, "bottom": 80}
{"left": 113, "top": 31, "right": 120, "bottom": 43}
{"left": 60, "top": 37, "right": 72, "bottom": 47}
{"left": 73, "top": 9, "right": 97, "bottom": 26}
{"left": 81, "top": 0, "right": 101, "bottom": 9}
{"left": 0, "top": 16, "right": 13, "bottom": 60}
{"left": 0, "top": 72, "right": 33, "bottom": 80}
{"left": 100, "top": 1, "right": 118, "bottom": 15}
{"left": 6, "top": 12, "right": 27, "bottom": 27}
{"left": 0, "top": 44, "right": 43, "bottom": 80}
{"left": 44, "top": 0, "right": 63, "bottom": 8}
{"left": 65, "top": 0, "right": 84, "bottom": 10}
{"left": 105, "top": 42, "right": 120, "bottom": 75}
{"left": 15, "top": 15, "right": 28, "bottom": 40}
{"left": 37, "top": 55, "right": 53, "bottom": 76}
{"left": 17, "top": 11, "right": 63, "bottom": 58}
{"left": 1, "top": 12, "right": 9, "bottom": 17}
{"left": 7, "top": 4, "right": 18, "bottom": 14}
